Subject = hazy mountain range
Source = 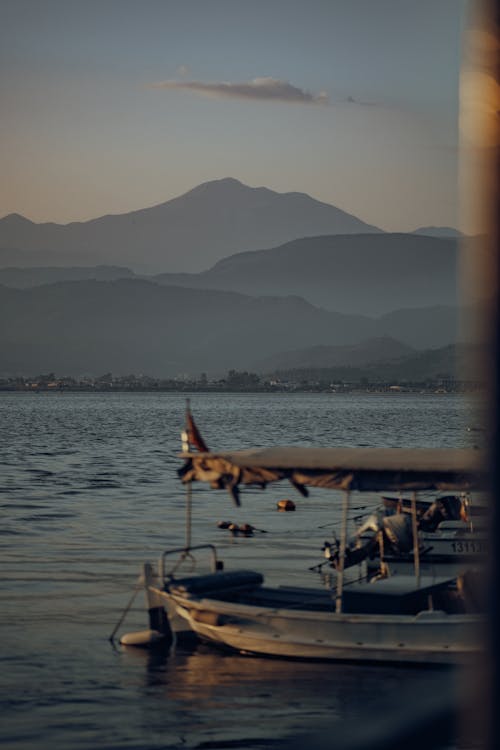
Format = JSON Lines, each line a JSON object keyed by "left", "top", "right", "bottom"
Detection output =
{"left": 0, "top": 279, "right": 459, "bottom": 376}
{"left": 0, "top": 178, "right": 466, "bottom": 377}
{"left": 0, "top": 231, "right": 459, "bottom": 316}
{"left": 0, "top": 178, "right": 383, "bottom": 273}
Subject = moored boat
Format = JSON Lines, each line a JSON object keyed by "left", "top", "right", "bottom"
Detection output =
{"left": 323, "top": 492, "right": 488, "bottom": 579}
{"left": 119, "top": 441, "right": 486, "bottom": 664}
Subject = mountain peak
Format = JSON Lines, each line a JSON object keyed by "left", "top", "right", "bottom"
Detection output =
{"left": 211, "top": 177, "right": 245, "bottom": 187}
{"left": 185, "top": 177, "right": 248, "bottom": 195}
{"left": 181, "top": 177, "right": 282, "bottom": 203}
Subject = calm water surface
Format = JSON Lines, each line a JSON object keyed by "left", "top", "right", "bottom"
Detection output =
{"left": 0, "top": 392, "right": 479, "bottom": 749}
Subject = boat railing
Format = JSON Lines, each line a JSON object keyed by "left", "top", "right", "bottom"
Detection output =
{"left": 159, "top": 544, "right": 220, "bottom": 584}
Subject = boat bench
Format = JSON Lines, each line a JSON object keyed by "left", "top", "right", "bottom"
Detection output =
{"left": 166, "top": 570, "right": 264, "bottom": 598}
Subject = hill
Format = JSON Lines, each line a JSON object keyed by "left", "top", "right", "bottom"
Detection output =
{"left": 0, "top": 280, "right": 458, "bottom": 376}
{"left": 153, "top": 233, "right": 458, "bottom": 315}
{"left": 255, "top": 337, "right": 414, "bottom": 372}
{"left": 412, "top": 226, "right": 463, "bottom": 238}
{"left": 0, "top": 230, "right": 459, "bottom": 317}
{"left": 0, "top": 265, "right": 134, "bottom": 288}
{"left": 270, "top": 343, "right": 476, "bottom": 384}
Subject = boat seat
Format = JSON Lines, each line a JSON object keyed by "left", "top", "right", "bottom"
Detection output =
{"left": 167, "top": 570, "right": 264, "bottom": 598}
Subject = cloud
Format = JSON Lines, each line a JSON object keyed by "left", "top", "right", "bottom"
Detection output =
{"left": 150, "top": 76, "right": 329, "bottom": 105}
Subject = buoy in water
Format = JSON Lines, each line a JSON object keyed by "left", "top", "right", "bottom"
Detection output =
{"left": 277, "top": 499, "right": 296, "bottom": 512}
{"left": 120, "top": 629, "right": 167, "bottom": 647}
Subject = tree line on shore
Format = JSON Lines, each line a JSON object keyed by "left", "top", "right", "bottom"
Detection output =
{"left": 0, "top": 368, "right": 481, "bottom": 394}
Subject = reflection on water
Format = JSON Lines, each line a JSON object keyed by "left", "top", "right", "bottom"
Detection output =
{"left": 0, "top": 392, "right": 477, "bottom": 749}
{"left": 121, "top": 640, "right": 451, "bottom": 750}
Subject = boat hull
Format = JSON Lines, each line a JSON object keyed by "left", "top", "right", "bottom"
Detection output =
{"left": 155, "top": 588, "right": 481, "bottom": 664}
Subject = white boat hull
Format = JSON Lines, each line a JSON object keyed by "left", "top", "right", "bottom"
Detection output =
{"left": 155, "top": 588, "right": 481, "bottom": 664}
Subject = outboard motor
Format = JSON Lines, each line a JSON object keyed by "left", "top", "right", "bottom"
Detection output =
{"left": 381, "top": 513, "right": 413, "bottom": 554}
{"left": 419, "top": 495, "right": 464, "bottom": 531}
{"left": 319, "top": 496, "right": 463, "bottom": 573}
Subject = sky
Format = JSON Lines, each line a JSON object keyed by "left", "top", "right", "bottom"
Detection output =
{"left": 0, "top": 0, "right": 468, "bottom": 232}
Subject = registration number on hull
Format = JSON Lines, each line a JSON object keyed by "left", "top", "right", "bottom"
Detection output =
{"left": 450, "top": 540, "right": 486, "bottom": 554}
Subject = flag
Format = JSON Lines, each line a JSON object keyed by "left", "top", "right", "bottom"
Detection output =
{"left": 182, "top": 402, "right": 209, "bottom": 452}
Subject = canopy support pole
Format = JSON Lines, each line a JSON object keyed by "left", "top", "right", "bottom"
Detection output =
{"left": 185, "top": 480, "right": 193, "bottom": 550}
{"left": 411, "top": 490, "right": 420, "bottom": 588}
{"left": 335, "top": 490, "right": 350, "bottom": 614}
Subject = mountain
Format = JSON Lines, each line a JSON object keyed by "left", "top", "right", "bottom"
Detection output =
{"left": 255, "top": 337, "right": 414, "bottom": 372}
{"left": 0, "top": 280, "right": 458, "bottom": 376}
{"left": 412, "top": 226, "right": 463, "bottom": 238}
{"left": 153, "top": 233, "right": 458, "bottom": 316}
{"left": 0, "top": 178, "right": 382, "bottom": 273}
{"left": 0, "top": 265, "right": 134, "bottom": 288}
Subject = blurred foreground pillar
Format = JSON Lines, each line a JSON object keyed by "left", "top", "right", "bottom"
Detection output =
{"left": 460, "top": 1, "right": 500, "bottom": 747}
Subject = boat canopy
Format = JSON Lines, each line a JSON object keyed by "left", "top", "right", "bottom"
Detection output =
{"left": 179, "top": 447, "right": 485, "bottom": 502}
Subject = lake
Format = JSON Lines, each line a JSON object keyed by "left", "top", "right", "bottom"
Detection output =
{"left": 0, "top": 392, "right": 479, "bottom": 749}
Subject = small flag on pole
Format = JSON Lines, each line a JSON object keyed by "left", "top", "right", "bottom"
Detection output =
{"left": 182, "top": 399, "right": 209, "bottom": 453}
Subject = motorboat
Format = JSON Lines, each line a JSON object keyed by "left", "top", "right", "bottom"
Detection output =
{"left": 321, "top": 492, "right": 488, "bottom": 579}
{"left": 119, "top": 438, "right": 486, "bottom": 664}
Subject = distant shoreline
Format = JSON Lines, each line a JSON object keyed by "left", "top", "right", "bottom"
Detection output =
{"left": 0, "top": 384, "right": 480, "bottom": 395}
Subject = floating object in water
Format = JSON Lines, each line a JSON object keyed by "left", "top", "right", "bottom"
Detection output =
{"left": 111, "top": 563, "right": 173, "bottom": 648}
{"left": 217, "top": 521, "right": 256, "bottom": 536}
{"left": 120, "top": 629, "right": 167, "bottom": 647}
{"left": 239, "top": 523, "right": 254, "bottom": 536}
{"left": 277, "top": 499, "right": 296, "bottom": 512}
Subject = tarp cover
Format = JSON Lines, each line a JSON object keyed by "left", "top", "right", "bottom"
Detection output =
{"left": 179, "top": 447, "right": 485, "bottom": 500}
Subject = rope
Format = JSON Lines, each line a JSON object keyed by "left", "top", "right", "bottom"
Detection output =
{"left": 165, "top": 548, "right": 197, "bottom": 579}
{"left": 108, "top": 575, "right": 143, "bottom": 643}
